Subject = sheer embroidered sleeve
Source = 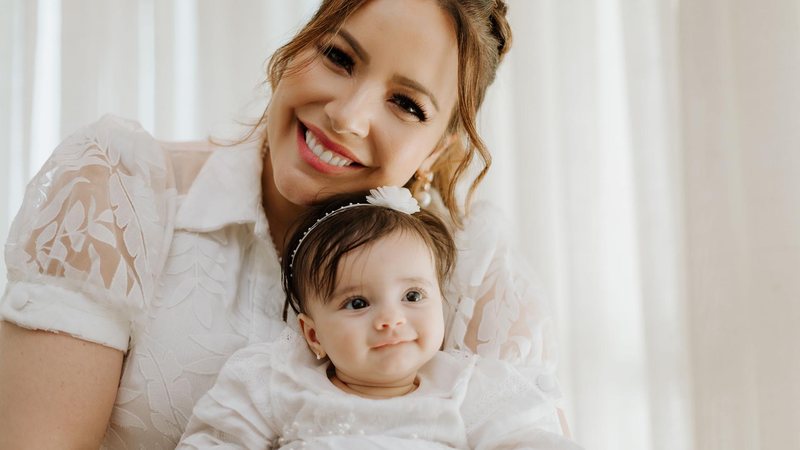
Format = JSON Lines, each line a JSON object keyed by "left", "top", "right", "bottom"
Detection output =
{"left": 0, "top": 115, "right": 175, "bottom": 352}
{"left": 443, "top": 202, "right": 558, "bottom": 372}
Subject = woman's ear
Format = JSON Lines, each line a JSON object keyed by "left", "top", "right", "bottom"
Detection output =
{"left": 419, "top": 133, "right": 456, "bottom": 173}
{"left": 298, "top": 313, "right": 326, "bottom": 359}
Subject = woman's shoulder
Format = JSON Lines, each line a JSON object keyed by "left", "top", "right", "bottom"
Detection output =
{"left": 61, "top": 114, "right": 171, "bottom": 172}
{"left": 428, "top": 194, "right": 509, "bottom": 243}
{"left": 459, "top": 200, "right": 510, "bottom": 239}
{"left": 36, "top": 115, "right": 178, "bottom": 205}
{"left": 440, "top": 199, "right": 513, "bottom": 286}
{"left": 64, "top": 114, "right": 221, "bottom": 177}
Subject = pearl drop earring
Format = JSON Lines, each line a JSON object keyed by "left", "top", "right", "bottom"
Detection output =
{"left": 414, "top": 171, "right": 433, "bottom": 208}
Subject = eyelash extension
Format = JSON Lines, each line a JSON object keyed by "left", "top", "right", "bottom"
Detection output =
{"left": 391, "top": 94, "right": 429, "bottom": 122}
{"left": 319, "top": 44, "right": 355, "bottom": 75}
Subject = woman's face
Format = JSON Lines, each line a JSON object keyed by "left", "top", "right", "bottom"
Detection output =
{"left": 265, "top": 0, "right": 459, "bottom": 206}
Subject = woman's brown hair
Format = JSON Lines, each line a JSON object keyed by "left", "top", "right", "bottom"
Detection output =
{"left": 252, "top": 0, "right": 512, "bottom": 228}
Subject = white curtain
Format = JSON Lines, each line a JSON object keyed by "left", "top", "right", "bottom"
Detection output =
{"left": 2, "top": 1, "right": 799, "bottom": 449}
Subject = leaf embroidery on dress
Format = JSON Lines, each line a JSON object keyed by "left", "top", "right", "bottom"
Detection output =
{"left": 15, "top": 129, "right": 167, "bottom": 316}
{"left": 189, "top": 333, "right": 247, "bottom": 355}
{"left": 136, "top": 336, "right": 194, "bottom": 440}
{"left": 30, "top": 176, "right": 90, "bottom": 230}
{"left": 110, "top": 387, "right": 147, "bottom": 431}
{"left": 184, "top": 333, "right": 247, "bottom": 375}
{"left": 87, "top": 196, "right": 118, "bottom": 248}
{"left": 162, "top": 232, "right": 228, "bottom": 329}
{"left": 3, "top": 118, "right": 209, "bottom": 448}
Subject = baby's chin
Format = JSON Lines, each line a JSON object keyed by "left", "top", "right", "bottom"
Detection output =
{"left": 335, "top": 365, "right": 421, "bottom": 388}
{"left": 331, "top": 345, "right": 439, "bottom": 385}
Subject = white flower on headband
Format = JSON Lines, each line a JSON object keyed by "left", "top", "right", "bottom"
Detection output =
{"left": 366, "top": 186, "right": 420, "bottom": 214}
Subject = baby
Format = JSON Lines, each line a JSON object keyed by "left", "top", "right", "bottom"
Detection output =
{"left": 178, "top": 187, "right": 582, "bottom": 449}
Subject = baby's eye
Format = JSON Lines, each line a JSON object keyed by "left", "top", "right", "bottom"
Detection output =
{"left": 404, "top": 290, "right": 423, "bottom": 303}
{"left": 344, "top": 297, "right": 369, "bottom": 310}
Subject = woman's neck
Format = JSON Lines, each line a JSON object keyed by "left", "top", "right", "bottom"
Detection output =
{"left": 330, "top": 372, "right": 419, "bottom": 399}
{"left": 261, "top": 157, "right": 306, "bottom": 251}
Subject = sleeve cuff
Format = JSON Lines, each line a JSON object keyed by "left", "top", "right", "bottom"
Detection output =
{"left": 0, "top": 281, "right": 131, "bottom": 352}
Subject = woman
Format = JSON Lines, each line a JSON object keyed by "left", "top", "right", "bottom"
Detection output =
{"left": 0, "top": 0, "right": 560, "bottom": 447}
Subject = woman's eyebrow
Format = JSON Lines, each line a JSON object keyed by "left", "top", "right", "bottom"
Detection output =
{"left": 339, "top": 30, "right": 370, "bottom": 64}
{"left": 392, "top": 75, "right": 440, "bottom": 112}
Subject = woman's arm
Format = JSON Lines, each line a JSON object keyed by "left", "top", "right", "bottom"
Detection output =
{"left": 0, "top": 321, "right": 122, "bottom": 449}
{"left": 0, "top": 117, "right": 175, "bottom": 449}
{"left": 446, "top": 202, "right": 557, "bottom": 368}
{"left": 462, "top": 359, "right": 583, "bottom": 450}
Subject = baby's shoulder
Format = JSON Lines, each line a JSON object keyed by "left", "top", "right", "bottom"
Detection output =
{"left": 224, "top": 328, "right": 307, "bottom": 371}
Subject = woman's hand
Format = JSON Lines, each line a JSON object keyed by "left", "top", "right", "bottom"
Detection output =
{"left": 0, "top": 321, "right": 123, "bottom": 449}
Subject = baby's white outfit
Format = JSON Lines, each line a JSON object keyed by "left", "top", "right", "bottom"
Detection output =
{"left": 178, "top": 329, "right": 581, "bottom": 450}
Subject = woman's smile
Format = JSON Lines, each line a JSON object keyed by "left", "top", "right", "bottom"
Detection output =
{"left": 262, "top": 0, "right": 458, "bottom": 208}
{"left": 296, "top": 121, "right": 365, "bottom": 174}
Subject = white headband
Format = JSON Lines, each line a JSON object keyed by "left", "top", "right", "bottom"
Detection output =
{"left": 288, "top": 186, "right": 420, "bottom": 274}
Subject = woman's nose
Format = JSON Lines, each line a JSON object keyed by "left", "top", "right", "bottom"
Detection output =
{"left": 324, "top": 86, "right": 374, "bottom": 139}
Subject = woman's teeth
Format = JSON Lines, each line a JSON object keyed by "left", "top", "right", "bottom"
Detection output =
{"left": 305, "top": 130, "right": 354, "bottom": 167}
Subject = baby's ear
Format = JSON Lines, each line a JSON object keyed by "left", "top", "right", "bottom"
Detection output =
{"left": 298, "top": 313, "right": 326, "bottom": 359}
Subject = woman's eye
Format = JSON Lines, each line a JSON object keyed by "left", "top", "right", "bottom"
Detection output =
{"left": 344, "top": 297, "right": 369, "bottom": 310}
{"left": 321, "top": 45, "right": 354, "bottom": 74}
{"left": 404, "top": 290, "right": 423, "bottom": 302}
{"left": 390, "top": 94, "right": 428, "bottom": 122}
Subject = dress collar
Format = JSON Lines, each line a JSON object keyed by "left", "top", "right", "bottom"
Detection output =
{"left": 173, "top": 141, "right": 270, "bottom": 242}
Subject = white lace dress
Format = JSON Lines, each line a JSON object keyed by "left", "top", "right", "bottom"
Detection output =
{"left": 178, "top": 329, "right": 580, "bottom": 450}
{"left": 0, "top": 116, "right": 560, "bottom": 448}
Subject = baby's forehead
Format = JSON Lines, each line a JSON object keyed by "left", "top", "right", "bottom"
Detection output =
{"left": 297, "top": 220, "right": 446, "bottom": 308}
{"left": 336, "top": 230, "right": 435, "bottom": 266}
{"left": 326, "top": 232, "right": 438, "bottom": 284}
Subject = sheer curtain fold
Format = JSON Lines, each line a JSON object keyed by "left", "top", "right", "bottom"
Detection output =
{"left": 2, "top": 1, "right": 798, "bottom": 449}
{"left": 481, "top": 1, "right": 691, "bottom": 448}
{"left": 3, "top": 0, "right": 41, "bottom": 299}
{"left": 680, "top": 1, "right": 800, "bottom": 449}
{"left": 620, "top": 2, "right": 693, "bottom": 449}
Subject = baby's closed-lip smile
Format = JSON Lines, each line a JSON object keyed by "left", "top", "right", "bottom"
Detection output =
{"left": 371, "top": 339, "right": 413, "bottom": 349}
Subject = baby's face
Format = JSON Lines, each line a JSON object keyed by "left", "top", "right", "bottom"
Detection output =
{"left": 301, "top": 231, "right": 445, "bottom": 388}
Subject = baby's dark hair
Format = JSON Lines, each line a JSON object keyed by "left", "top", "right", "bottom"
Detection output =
{"left": 281, "top": 192, "right": 456, "bottom": 320}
